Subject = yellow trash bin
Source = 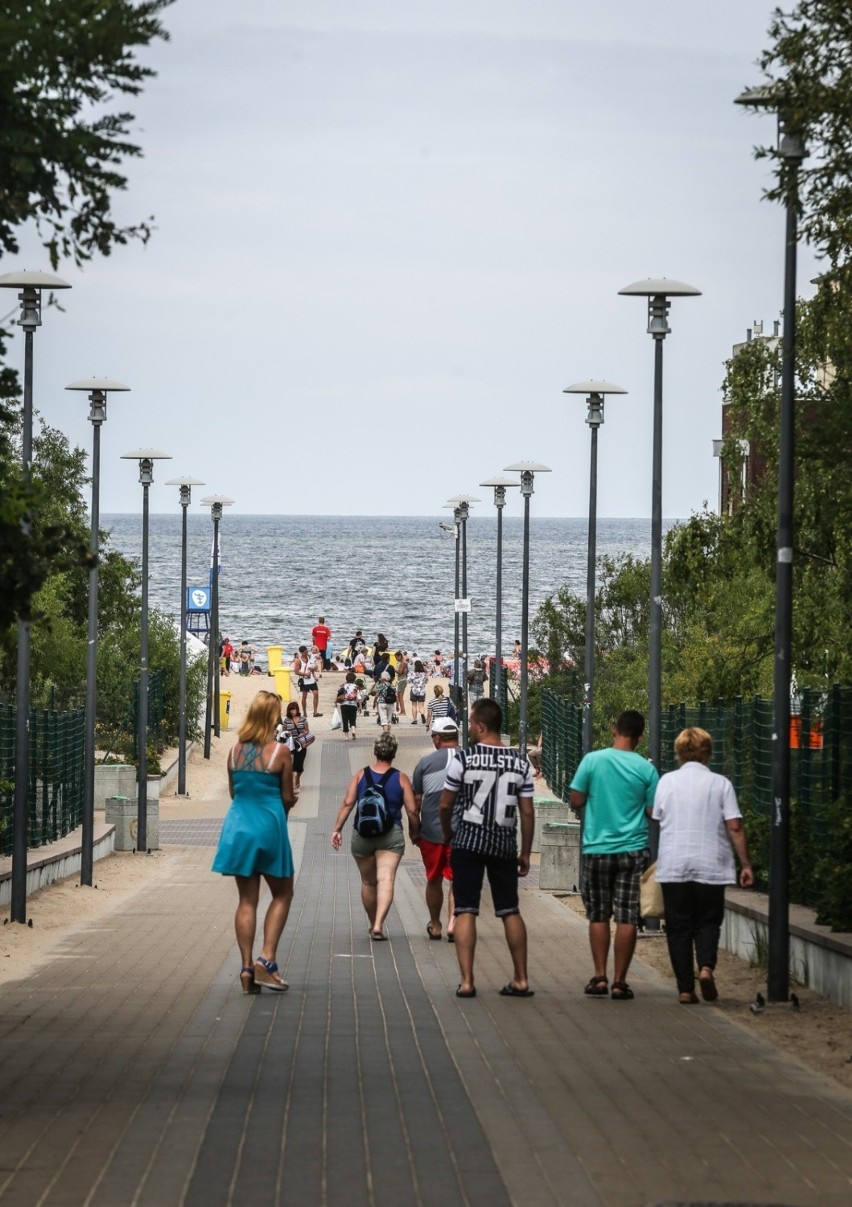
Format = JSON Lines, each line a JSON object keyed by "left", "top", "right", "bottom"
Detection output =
{"left": 267, "top": 645, "right": 283, "bottom": 673}
{"left": 273, "top": 665, "right": 291, "bottom": 703}
{"left": 219, "top": 690, "right": 232, "bottom": 731}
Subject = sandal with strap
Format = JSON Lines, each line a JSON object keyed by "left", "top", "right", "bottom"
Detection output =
{"left": 610, "top": 981, "right": 634, "bottom": 1000}
{"left": 239, "top": 966, "right": 260, "bottom": 995}
{"left": 584, "top": 976, "right": 609, "bottom": 996}
{"left": 253, "top": 957, "right": 288, "bottom": 991}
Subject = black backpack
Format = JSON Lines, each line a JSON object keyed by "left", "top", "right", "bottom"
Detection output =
{"left": 354, "top": 768, "right": 395, "bottom": 837}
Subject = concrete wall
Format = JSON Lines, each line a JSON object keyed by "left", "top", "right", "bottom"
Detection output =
{"left": 0, "top": 823, "right": 115, "bottom": 907}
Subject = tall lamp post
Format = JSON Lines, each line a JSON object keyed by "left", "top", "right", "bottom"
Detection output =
{"left": 479, "top": 477, "right": 519, "bottom": 717}
{"left": 201, "top": 495, "right": 234, "bottom": 757}
{"left": 165, "top": 476, "right": 206, "bottom": 795}
{"left": 120, "top": 448, "right": 172, "bottom": 852}
{"left": 0, "top": 270, "right": 71, "bottom": 924}
{"left": 735, "top": 85, "right": 807, "bottom": 1003}
{"left": 446, "top": 494, "right": 479, "bottom": 745}
{"left": 66, "top": 377, "right": 131, "bottom": 886}
{"left": 442, "top": 501, "right": 463, "bottom": 723}
{"left": 504, "top": 462, "right": 551, "bottom": 755}
{"left": 562, "top": 382, "right": 628, "bottom": 754}
{"left": 618, "top": 278, "right": 701, "bottom": 773}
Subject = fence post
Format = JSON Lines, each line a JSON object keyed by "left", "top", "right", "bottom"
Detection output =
{"left": 734, "top": 696, "right": 743, "bottom": 795}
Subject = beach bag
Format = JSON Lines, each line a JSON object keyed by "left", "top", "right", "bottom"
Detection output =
{"left": 382, "top": 682, "right": 397, "bottom": 705}
{"left": 331, "top": 707, "right": 342, "bottom": 730}
{"left": 354, "top": 768, "right": 394, "bottom": 838}
{"left": 300, "top": 732, "right": 316, "bottom": 748}
{"left": 640, "top": 861, "right": 664, "bottom": 919}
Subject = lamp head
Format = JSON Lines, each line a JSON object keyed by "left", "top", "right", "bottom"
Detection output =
{"left": 121, "top": 448, "right": 172, "bottom": 486}
{"left": 563, "top": 380, "right": 627, "bottom": 429}
{"left": 504, "top": 461, "right": 551, "bottom": 498}
{"left": 0, "top": 270, "right": 72, "bottom": 332}
{"left": 618, "top": 279, "right": 701, "bottom": 340}
{"left": 66, "top": 377, "right": 130, "bottom": 426}
{"left": 200, "top": 493, "right": 235, "bottom": 521}
{"left": 480, "top": 475, "right": 519, "bottom": 508}
{"left": 166, "top": 475, "right": 206, "bottom": 506}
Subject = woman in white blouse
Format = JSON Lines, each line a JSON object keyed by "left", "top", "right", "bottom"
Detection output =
{"left": 652, "top": 728, "right": 753, "bottom": 1004}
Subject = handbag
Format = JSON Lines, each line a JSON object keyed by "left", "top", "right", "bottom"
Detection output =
{"left": 640, "top": 861, "right": 665, "bottom": 919}
{"left": 331, "top": 706, "right": 343, "bottom": 730}
{"left": 301, "top": 732, "right": 316, "bottom": 747}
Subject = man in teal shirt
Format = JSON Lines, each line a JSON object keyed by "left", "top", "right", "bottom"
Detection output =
{"left": 570, "top": 710, "right": 659, "bottom": 1001}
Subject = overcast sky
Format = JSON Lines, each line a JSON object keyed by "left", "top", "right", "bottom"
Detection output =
{"left": 9, "top": 0, "right": 818, "bottom": 519}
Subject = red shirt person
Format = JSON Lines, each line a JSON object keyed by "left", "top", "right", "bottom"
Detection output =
{"left": 312, "top": 617, "right": 332, "bottom": 670}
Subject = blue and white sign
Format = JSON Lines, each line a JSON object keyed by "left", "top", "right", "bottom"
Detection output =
{"left": 187, "top": 585, "right": 211, "bottom": 613}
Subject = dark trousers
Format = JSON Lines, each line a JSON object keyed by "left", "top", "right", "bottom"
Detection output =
{"left": 661, "top": 881, "right": 726, "bottom": 993}
{"left": 340, "top": 704, "right": 357, "bottom": 733}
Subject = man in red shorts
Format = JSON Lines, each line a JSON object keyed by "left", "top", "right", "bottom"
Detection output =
{"left": 412, "top": 717, "right": 458, "bottom": 941}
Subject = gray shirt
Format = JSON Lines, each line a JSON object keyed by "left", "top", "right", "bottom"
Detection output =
{"left": 412, "top": 746, "right": 457, "bottom": 843}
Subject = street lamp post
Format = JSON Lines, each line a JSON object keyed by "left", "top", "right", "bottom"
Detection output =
{"left": 735, "top": 86, "right": 807, "bottom": 1003}
{"left": 165, "top": 476, "right": 206, "bottom": 795}
{"left": 480, "top": 477, "right": 519, "bottom": 718}
{"left": 0, "top": 270, "right": 71, "bottom": 923}
{"left": 446, "top": 494, "right": 480, "bottom": 744}
{"left": 120, "top": 449, "right": 172, "bottom": 852}
{"left": 503, "top": 462, "right": 551, "bottom": 756}
{"left": 562, "top": 382, "right": 628, "bottom": 754}
{"left": 618, "top": 278, "right": 701, "bottom": 772}
{"left": 200, "top": 495, "right": 234, "bottom": 757}
{"left": 66, "top": 378, "right": 131, "bottom": 886}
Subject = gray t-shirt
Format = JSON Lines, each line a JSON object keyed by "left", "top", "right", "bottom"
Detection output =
{"left": 412, "top": 746, "right": 457, "bottom": 843}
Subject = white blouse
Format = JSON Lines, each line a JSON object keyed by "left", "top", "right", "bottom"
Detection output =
{"left": 652, "top": 761, "right": 742, "bottom": 884}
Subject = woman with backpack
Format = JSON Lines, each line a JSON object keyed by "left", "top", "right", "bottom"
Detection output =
{"left": 330, "top": 733, "right": 420, "bottom": 941}
{"left": 408, "top": 659, "right": 428, "bottom": 725}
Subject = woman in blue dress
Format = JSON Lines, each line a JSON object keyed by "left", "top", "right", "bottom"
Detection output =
{"left": 212, "top": 690, "right": 296, "bottom": 993}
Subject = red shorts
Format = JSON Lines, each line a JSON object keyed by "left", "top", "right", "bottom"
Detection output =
{"left": 419, "top": 838, "right": 453, "bottom": 882}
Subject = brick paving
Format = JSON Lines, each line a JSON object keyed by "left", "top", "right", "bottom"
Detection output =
{"left": 0, "top": 721, "right": 850, "bottom": 1205}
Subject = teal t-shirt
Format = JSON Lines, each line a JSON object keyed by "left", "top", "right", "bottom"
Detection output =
{"left": 570, "top": 747, "right": 659, "bottom": 855}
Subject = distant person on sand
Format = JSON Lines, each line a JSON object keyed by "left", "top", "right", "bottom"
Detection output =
{"left": 331, "top": 733, "right": 419, "bottom": 941}
{"left": 238, "top": 641, "right": 257, "bottom": 676}
{"left": 394, "top": 651, "right": 409, "bottom": 718}
{"left": 211, "top": 690, "right": 296, "bottom": 993}
{"left": 312, "top": 616, "right": 332, "bottom": 671}
{"left": 570, "top": 710, "right": 659, "bottom": 1001}
{"left": 220, "top": 637, "right": 234, "bottom": 677}
{"left": 513, "top": 639, "right": 522, "bottom": 661}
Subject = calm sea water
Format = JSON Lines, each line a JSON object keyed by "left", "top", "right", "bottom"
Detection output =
{"left": 102, "top": 514, "right": 669, "bottom": 662}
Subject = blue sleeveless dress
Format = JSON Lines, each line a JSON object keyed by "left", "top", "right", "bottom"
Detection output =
{"left": 212, "top": 745, "right": 294, "bottom": 879}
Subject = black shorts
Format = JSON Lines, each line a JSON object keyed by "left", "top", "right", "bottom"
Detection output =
{"left": 298, "top": 679, "right": 318, "bottom": 693}
{"left": 450, "top": 846, "right": 519, "bottom": 918}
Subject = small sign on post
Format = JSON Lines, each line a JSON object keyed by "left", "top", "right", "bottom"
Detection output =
{"left": 454, "top": 598, "right": 471, "bottom": 612}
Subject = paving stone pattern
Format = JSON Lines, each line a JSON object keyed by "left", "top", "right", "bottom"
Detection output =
{"left": 0, "top": 724, "right": 850, "bottom": 1205}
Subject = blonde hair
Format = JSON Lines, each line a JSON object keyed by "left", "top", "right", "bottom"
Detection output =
{"left": 433, "top": 683, "right": 444, "bottom": 698}
{"left": 674, "top": 727, "right": 713, "bottom": 765}
{"left": 238, "top": 691, "right": 282, "bottom": 745}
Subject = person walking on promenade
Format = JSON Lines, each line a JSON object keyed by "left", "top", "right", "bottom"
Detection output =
{"left": 277, "top": 701, "right": 312, "bottom": 792}
{"left": 653, "top": 727, "right": 754, "bottom": 1004}
{"left": 294, "top": 644, "right": 322, "bottom": 718}
{"left": 331, "top": 733, "right": 419, "bottom": 940}
{"left": 426, "top": 682, "right": 454, "bottom": 731}
{"left": 375, "top": 671, "right": 397, "bottom": 733}
{"left": 439, "top": 698, "right": 535, "bottom": 999}
{"left": 394, "top": 650, "right": 409, "bottom": 718}
{"left": 570, "top": 709, "right": 659, "bottom": 1001}
{"left": 212, "top": 690, "right": 296, "bottom": 993}
{"left": 408, "top": 659, "right": 428, "bottom": 725}
{"left": 312, "top": 616, "right": 332, "bottom": 671}
{"left": 413, "top": 717, "right": 458, "bottom": 942}
{"left": 336, "top": 671, "right": 361, "bottom": 740}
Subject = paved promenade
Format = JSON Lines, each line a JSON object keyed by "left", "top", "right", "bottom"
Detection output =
{"left": 1, "top": 710, "right": 851, "bottom": 1205}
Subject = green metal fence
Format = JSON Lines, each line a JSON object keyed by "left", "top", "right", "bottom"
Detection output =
{"left": 0, "top": 703, "right": 85, "bottom": 857}
{"left": 488, "top": 661, "right": 509, "bottom": 724}
{"left": 539, "top": 684, "right": 852, "bottom": 913}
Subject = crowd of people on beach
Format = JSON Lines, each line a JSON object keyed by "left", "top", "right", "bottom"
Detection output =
{"left": 211, "top": 616, "right": 753, "bottom": 1007}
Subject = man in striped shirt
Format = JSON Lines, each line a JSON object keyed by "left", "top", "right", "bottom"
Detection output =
{"left": 439, "top": 698, "right": 535, "bottom": 999}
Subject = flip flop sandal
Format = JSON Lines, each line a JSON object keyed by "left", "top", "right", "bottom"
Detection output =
{"left": 584, "top": 976, "right": 609, "bottom": 996}
{"left": 610, "top": 982, "right": 634, "bottom": 1000}
{"left": 447, "top": 933, "right": 455, "bottom": 943}
{"left": 456, "top": 986, "right": 476, "bottom": 998}
{"left": 370, "top": 931, "right": 387, "bottom": 941}
{"left": 499, "top": 983, "right": 535, "bottom": 997}
{"left": 426, "top": 923, "right": 443, "bottom": 941}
